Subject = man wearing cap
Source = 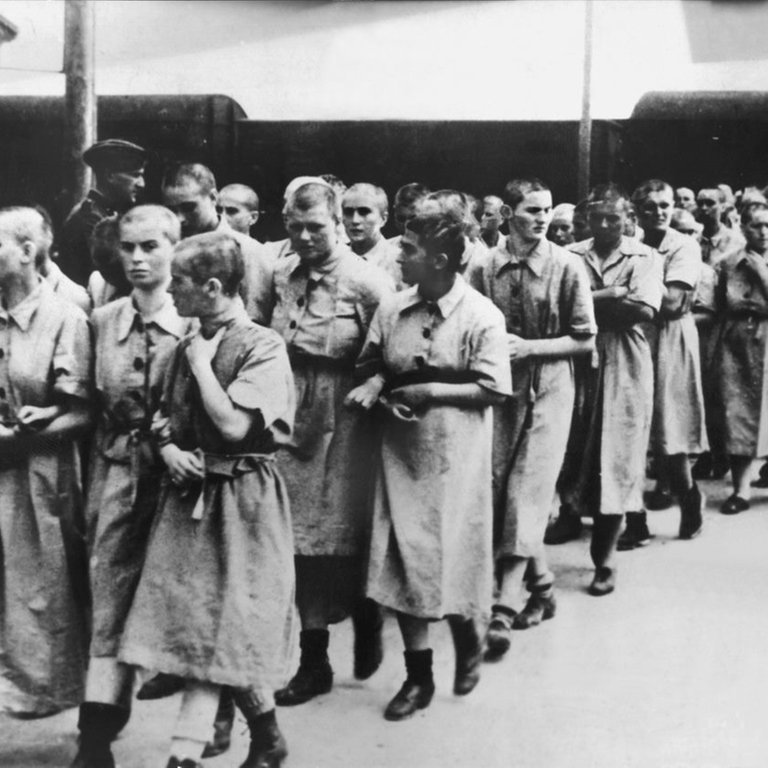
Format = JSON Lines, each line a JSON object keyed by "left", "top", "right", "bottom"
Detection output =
{"left": 57, "top": 139, "right": 147, "bottom": 287}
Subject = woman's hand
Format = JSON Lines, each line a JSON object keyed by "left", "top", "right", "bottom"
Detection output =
{"left": 388, "top": 382, "right": 434, "bottom": 409}
{"left": 378, "top": 395, "right": 419, "bottom": 423}
{"left": 185, "top": 326, "right": 226, "bottom": 374}
{"left": 344, "top": 375, "right": 386, "bottom": 410}
{"left": 160, "top": 444, "right": 205, "bottom": 485}
{"left": 16, "top": 404, "right": 64, "bottom": 431}
{"left": 507, "top": 333, "right": 533, "bottom": 361}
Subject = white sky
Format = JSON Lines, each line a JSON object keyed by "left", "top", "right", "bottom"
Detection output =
{"left": 0, "top": 0, "right": 767, "bottom": 120}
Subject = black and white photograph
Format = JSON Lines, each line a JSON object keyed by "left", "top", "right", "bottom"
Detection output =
{"left": 0, "top": 1, "right": 767, "bottom": 766}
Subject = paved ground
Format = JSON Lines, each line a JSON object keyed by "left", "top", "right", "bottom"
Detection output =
{"left": 2, "top": 475, "right": 767, "bottom": 768}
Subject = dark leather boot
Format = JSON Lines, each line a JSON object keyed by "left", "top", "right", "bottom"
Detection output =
{"left": 544, "top": 507, "right": 583, "bottom": 544}
{"left": 679, "top": 482, "right": 704, "bottom": 540}
{"left": 513, "top": 584, "right": 556, "bottom": 629}
{"left": 69, "top": 702, "right": 129, "bottom": 768}
{"left": 232, "top": 693, "right": 288, "bottom": 768}
{"left": 384, "top": 649, "right": 435, "bottom": 721}
{"left": 201, "top": 686, "right": 235, "bottom": 758}
{"left": 448, "top": 616, "right": 482, "bottom": 695}
{"left": 274, "top": 629, "right": 333, "bottom": 706}
{"left": 351, "top": 597, "right": 384, "bottom": 680}
{"left": 136, "top": 672, "right": 185, "bottom": 700}
{"left": 617, "top": 511, "right": 651, "bottom": 551}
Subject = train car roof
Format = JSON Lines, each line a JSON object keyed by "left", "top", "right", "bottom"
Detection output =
{"left": 0, "top": 94, "right": 247, "bottom": 123}
{"left": 632, "top": 91, "right": 768, "bottom": 121}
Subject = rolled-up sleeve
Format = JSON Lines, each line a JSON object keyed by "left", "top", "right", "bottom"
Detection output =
{"left": 53, "top": 306, "right": 92, "bottom": 401}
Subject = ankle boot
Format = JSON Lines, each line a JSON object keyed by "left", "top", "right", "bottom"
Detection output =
{"left": 274, "top": 629, "right": 333, "bottom": 706}
{"left": 351, "top": 597, "right": 384, "bottom": 680}
{"left": 679, "top": 482, "right": 704, "bottom": 540}
{"left": 616, "top": 511, "right": 651, "bottom": 551}
{"left": 513, "top": 583, "right": 556, "bottom": 629}
{"left": 448, "top": 616, "right": 482, "bottom": 695}
{"left": 69, "top": 702, "right": 130, "bottom": 768}
{"left": 589, "top": 514, "right": 622, "bottom": 596}
{"left": 544, "top": 506, "right": 582, "bottom": 545}
{"left": 384, "top": 649, "right": 435, "bottom": 721}
{"left": 201, "top": 686, "right": 235, "bottom": 758}
{"left": 232, "top": 693, "right": 287, "bottom": 768}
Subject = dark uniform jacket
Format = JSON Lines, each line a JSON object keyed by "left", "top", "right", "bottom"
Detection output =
{"left": 57, "top": 189, "right": 117, "bottom": 287}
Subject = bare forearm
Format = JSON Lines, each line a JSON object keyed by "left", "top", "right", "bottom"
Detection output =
{"left": 189, "top": 362, "right": 252, "bottom": 442}
{"left": 523, "top": 335, "right": 595, "bottom": 359}
{"left": 425, "top": 382, "right": 505, "bottom": 407}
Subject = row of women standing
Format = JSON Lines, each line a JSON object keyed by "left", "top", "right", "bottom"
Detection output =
{"left": 1, "top": 174, "right": 766, "bottom": 767}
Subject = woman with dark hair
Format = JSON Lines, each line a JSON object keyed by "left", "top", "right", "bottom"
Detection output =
{"left": 347, "top": 209, "right": 511, "bottom": 720}
{"left": 713, "top": 202, "right": 768, "bottom": 514}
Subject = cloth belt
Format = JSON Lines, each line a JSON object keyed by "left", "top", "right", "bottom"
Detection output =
{"left": 177, "top": 451, "right": 276, "bottom": 521}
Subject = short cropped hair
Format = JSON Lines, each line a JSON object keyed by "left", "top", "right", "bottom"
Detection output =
{"left": 120, "top": 205, "right": 181, "bottom": 244}
{"left": 741, "top": 201, "right": 768, "bottom": 225}
{"left": 394, "top": 182, "right": 430, "bottom": 208}
{"left": 174, "top": 231, "right": 244, "bottom": 296}
{"left": 631, "top": 179, "right": 673, "bottom": 207}
{"left": 0, "top": 205, "right": 54, "bottom": 269}
{"left": 162, "top": 163, "right": 217, "bottom": 196}
{"left": 587, "top": 182, "right": 631, "bottom": 211}
{"left": 219, "top": 184, "right": 260, "bottom": 212}
{"left": 698, "top": 186, "right": 726, "bottom": 203}
{"left": 405, "top": 210, "right": 466, "bottom": 273}
{"left": 502, "top": 178, "right": 550, "bottom": 210}
{"left": 285, "top": 182, "right": 338, "bottom": 220}
{"left": 342, "top": 183, "right": 389, "bottom": 217}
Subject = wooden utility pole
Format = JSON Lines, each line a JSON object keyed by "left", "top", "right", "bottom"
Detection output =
{"left": 577, "top": 0, "right": 594, "bottom": 201}
{"left": 63, "top": 0, "right": 95, "bottom": 216}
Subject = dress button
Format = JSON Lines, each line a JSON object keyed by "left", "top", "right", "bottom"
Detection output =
{"left": 0, "top": 387, "right": 6, "bottom": 399}
{"left": 511, "top": 285, "right": 521, "bottom": 297}
{"left": 297, "top": 297, "right": 305, "bottom": 308}
{"left": 133, "top": 357, "right": 144, "bottom": 371}
{"left": 422, "top": 328, "right": 431, "bottom": 339}
{"left": 0, "top": 349, "right": 5, "bottom": 359}
{"left": 289, "top": 320, "right": 297, "bottom": 330}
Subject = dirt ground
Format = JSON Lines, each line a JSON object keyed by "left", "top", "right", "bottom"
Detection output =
{"left": 2, "top": 474, "right": 767, "bottom": 768}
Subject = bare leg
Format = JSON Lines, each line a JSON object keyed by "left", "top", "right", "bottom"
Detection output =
{"left": 85, "top": 657, "right": 131, "bottom": 705}
{"left": 396, "top": 612, "right": 430, "bottom": 651}
{"left": 495, "top": 555, "right": 529, "bottom": 612}
{"left": 170, "top": 681, "right": 221, "bottom": 762}
{"left": 730, "top": 456, "right": 755, "bottom": 499}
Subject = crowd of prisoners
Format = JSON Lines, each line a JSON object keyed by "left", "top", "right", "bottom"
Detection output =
{"left": 1, "top": 135, "right": 766, "bottom": 768}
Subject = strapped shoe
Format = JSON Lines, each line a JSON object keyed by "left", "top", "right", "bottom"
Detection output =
{"left": 384, "top": 679, "right": 435, "bottom": 721}
{"left": 588, "top": 566, "right": 616, "bottom": 596}
{"left": 513, "top": 588, "right": 556, "bottom": 630}
{"left": 617, "top": 512, "right": 651, "bottom": 551}
{"left": 720, "top": 494, "right": 750, "bottom": 516}
{"left": 483, "top": 605, "right": 516, "bottom": 661}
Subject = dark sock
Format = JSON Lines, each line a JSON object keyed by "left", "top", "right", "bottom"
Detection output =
{"left": 403, "top": 649, "right": 433, "bottom": 686}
